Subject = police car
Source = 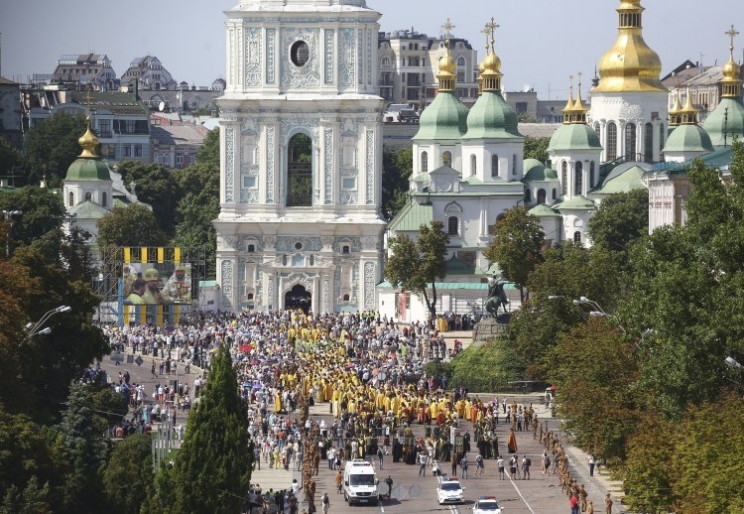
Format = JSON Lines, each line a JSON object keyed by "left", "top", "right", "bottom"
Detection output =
{"left": 473, "top": 495, "right": 502, "bottom": 513}
{"left": 437, "top": 477, "right": 465, "bottom": 505}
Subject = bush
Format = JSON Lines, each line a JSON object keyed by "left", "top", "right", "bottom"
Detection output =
{"left": 448, "top": 338, "right": 523, "bottom": 392}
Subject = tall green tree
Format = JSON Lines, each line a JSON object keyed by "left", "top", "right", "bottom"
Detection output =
{"left": 0, "top": 186, "right": 66, "bottom": 259}
{"left": 173, "top": 128, "right": 220, "bottom": 278}
{"left": 484, "top": 206, "right": 545, "bottom": 301}
{"left": 102, "top": 434, "right": 153, "bottom": 514}
{"left": 523, "top": 136, "right": 549, "bottom": 162}
{"left": 115, "top": 161, "right": 181, "bottom": 236}
{"left": 0, "top": 138, "right": 22, "bottom": 177}
{"left": 170, "top": 345, "right": 253, "bottom": 513}
{"left": 0, "top": 476, "right": 53, "bottom": 514}
{"left": 382, "top": 146, "right": 412, "bottom": 219}
{"left": 385, "top": 220, "right": 449, "bottom": 319}
{"left": 587, "top": 188, "right": 649, "bottom": 254}
{"left": 97, "top": 204, "right": 168, "bottom": 255}
{"left": 548, "top": 317, "right": 640, "bottom": 462}
{"left": 56, "top": 382, "right": 110, "bottom": 514}
{"left": 23, "top": 112, "right": 87, "bottom": 187}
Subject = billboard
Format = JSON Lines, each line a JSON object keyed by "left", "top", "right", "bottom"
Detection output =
{"left": 123, "top": 262, "right": 192, "bottom": 305}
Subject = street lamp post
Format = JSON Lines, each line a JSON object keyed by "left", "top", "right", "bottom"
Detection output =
{"left": 23, "top": 305, "right": 72, "bottom": 343}
{"left": 2, "top": 209, "right": 22, "bottom": 257}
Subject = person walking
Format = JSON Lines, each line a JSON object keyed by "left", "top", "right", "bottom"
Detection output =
{"left": 460, "top": 455, "right": 468, "bottom": 479}
{"left": 570, "top": 493, "right": 580, "bottom": 514}
{"left": 377, "top": 447, "right": 384, "bottom": 470}
{"left": 335, "top": 469, "right": 343, "bottom": 494}
{"left": 587, "top": 500, "right": 594, "bottom": 514}
{"left": 579, "top": 484, "right": 588, "bottom": 512}
{"left": 475, "top": 453, "right": 484, "bottom": 476}
{"left": 588, "top": 455, "right": 595, "bottom": 477}
{"left": 604, "top": 494, "right": 613, "bottom": 514}
{"left": 322, "top": 492, "right": 330, "bottom": 514}
{"left": 522, "top": 455, "right": 531, "bottom": 479}
{"left": 418, "top": 451, "right": 428, "bottom": 476}
{"left": 497, "top": 455, "right": 505, "bottom": 480}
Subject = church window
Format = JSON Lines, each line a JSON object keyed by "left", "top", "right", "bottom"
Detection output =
{"left": 644, "top": 122, "right": 653, "bottom": 163}
{"left": 574, "top": 161, "right": 583, "bottom": 196}
{"left": 290, "top": 41, "right": 310, "bottom": 67}
{"left": 456, "top": 56, "right": 466, "bottom": 66}
{"left": 442, "top": 151, "right": 452, "bottom": 167}
{"left": 537, "top": 189, "right": 546, "bottom": 204}
{"left": 512, "top": 155, "right": 517, "bottom": 176}
{"left": 470, "top": 155, "right": 477, "bottom": 176}
{"left": 593, "top": 122, "right": 600, "bottom": 136}
{"left": 448, "top": 216, "right": 459, "bottom": 236}
{"left": 381, "top": 56, "right": 391, "bottom": 69}
{"left": 573, "top": 231, "right": 582, "bottom": 243}
{"left": 342, "top": 245, "right": 350, "bottom": 254}
{"left": 287, "top": 133, "right": 313, "bottom": 207}
{"left": 552, "top": 188, "right": 557, "bottom": 200}
{"left": 294, "top": 242, "right": 303, "bottom": 250}
{"left": 421, "top": 151, "right": 428, "bottom": 173}
{"left": 85, "top": 192, "right": 92, "bottom": 202}
{"left": 625, "top": 123, "right": 637, "bottom": 160}
{"left": 589, "top": 162, "right": 596, "bottom": 188}
{"left": 247, "top": 244, "right": 255, "bottom": 253}
{"left": 247, "top": 293, "right": 254, "bottom": 301}
{"left": 491, "top": 155, "right": 499, "bottom": 177}
{"left": 102, "top": 192, "right": 107, "bottom": 207}
{"left": 525, "top": 189, "right": 531, "bottom": 203}
{"left": 342, "top": 178, "right": 356, "bottom": 190}
{"left": 606, "top": 122, "right": 617, "bottom": 161}
{"left": 68, "top": 192, "right": 74, "bottom": 206}
{"left": 343, "top": 294, "right": 350, "bottom": 302}
{"left": 659, "top": 123, "right": 665, "bottom": 151}
{"left": 561, "top": 161, "right": 568, "bottom": 195}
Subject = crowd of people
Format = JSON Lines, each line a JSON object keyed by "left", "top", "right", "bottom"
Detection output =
{"left": 98, "top": 309, "right": 611, "bottom": 513}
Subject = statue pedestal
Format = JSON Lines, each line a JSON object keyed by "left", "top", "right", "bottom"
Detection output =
{"left": 472, "top": 315, "right": 510, "bottom": 347}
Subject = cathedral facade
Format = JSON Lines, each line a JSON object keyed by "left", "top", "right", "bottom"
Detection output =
{"left": 214, "top": 0, "right": 386, "bottom": 313}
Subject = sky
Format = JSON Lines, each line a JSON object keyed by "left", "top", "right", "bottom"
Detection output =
{"left": 1, "top": 0, "right": 742, "bottom": 100}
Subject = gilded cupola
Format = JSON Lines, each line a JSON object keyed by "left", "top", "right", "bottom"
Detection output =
{"left": 593, "top": 0, "right": 665, "bottom": 93}
{"left": 78, "top": 116, "right": 99, "bottom": 158}
{"left": 721, "top": 25, "right": 742, "bottom": 99}
{"left": 436, "top": 18, "right": 457, "bottom": 93}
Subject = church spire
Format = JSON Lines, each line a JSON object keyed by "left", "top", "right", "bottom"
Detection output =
{"left": 594, "top": 0, "right": 664, "bottom": 93}
{"left": 721, "top": 25, "right": 742, "bottom": 99}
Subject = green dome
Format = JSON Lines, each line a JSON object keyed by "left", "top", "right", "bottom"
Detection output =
{"left": 547, "top": 123, "right": 602, "bottom": 152}
{"left": 528, "top": 204, "right": 560, "bottom": 217}
{"left": 523, "top": 159, "right": 546, "bottom": 181}
{"left": 702, "top": 97, "right": 744, "bottom": 148}
{"left": 462, "top": 91, "right": 521, "bottom": 139}
{"left": 65, "top": 157, "right": 111, "bottom": 182}
{"left": 663, "top": 124, "right": 714, "bottom": 154}
{"left": 413, "top": 91, "right": 469, "bottom": 141}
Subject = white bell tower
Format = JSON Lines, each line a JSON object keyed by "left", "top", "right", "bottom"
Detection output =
{"left": 214, "top": 0, "right": 386, "bottom": 313}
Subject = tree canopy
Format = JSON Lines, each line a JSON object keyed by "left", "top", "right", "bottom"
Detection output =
{"left": 384, "top": 221, "right": 449, "bottom": 319}
{"left": 382, "top": 146, "right": 412, "bottom": 220}
{"left": 115, "top": 161, "right": 181, "bottom": 237}
{"left": 587, "top": 188, "right": 649, "bottom": 254}
{"left": 23, "top": 112, "right": 87, "bottom": 187}
{"left": 523, "top": 136, "right": 549, "bottom": 163}
{"left": 97, "top": 204, "right": 168, "bottom": 254}
{"left": 484, "top": 207, "right": 545, "bottom": 300}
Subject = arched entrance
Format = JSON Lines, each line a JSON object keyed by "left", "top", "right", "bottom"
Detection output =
{"left": 285, "top": 284, "right": 311, "bottom": 313}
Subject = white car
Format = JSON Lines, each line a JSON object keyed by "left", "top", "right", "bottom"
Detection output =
{"left": 473, "top": 496, "right": 502, "bottom": 513}
{"left": 437, "top": 477, "right": 465, "bottom": 505}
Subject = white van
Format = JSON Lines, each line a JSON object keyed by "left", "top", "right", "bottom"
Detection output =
{"left": 343, "top": 459, "right": 379, "bottom": 506}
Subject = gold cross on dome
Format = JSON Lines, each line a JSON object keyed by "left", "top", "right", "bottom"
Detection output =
{"left": 442, "top": 18, "right": 456, "bottom": 40}
{"left": 481, "top": 26, "right": 490, "bottom": 52}
{"left": 726, "top": 25, "right": 740, "bottom": 51}
{"left": 485, "top": 18, "right": 500, "bottom": 52}
{"left": 577, "top": 71, "right": 583, "bottom": 91}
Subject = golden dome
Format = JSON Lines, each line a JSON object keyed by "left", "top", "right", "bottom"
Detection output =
{"left": 721, "top": 26, "right": 741, "bottom": 98}
{"left": 439, "top": 51, "right": 456, "bottom": 76}
{"left": 593, "top": 0, "right": 665, "bottom": 93}
{"left": 678, "top": 90, "right": 698, "bottom": 125}
{"left": 78, "top": 116, "right": 99, "bottom": 158}
{"left": 668, "top": 94, "right": 683, "bottom": 127}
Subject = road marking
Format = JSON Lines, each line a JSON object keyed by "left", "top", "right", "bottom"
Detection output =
{"left": 505, "top": 472, "right": 536, "bottom": 514}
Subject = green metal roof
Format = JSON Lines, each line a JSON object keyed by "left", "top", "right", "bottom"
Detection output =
{"left": 651, "top": 146, "right": 734, "bottom": 173}
{"left": 702, "top": 97, "right": 744, "bottom": 148}
{"left": 547, "top": 123, "right": 602, "bottom": 152}
{"left": 413, "top": 91, "right": 469, "bottom": 141}
{"left": 523, "top": 159, "right": 557, "bottom": 181}
{"left": 593, "top": 165, "right": 647, "bottom": 195}
{"left": 663, "top": 124, "right": 714, "bottom": 153}
{"left": 462, "top": 90, "right": 522, "bottom": 140}
{"left": 387, "top": 200, "right": 434, "bottom": 232}
{"left": 69, "top": 200, "right": 109, "bottom": 219}
{"left": 553, "top": 195, "right": 597, "bottom": 211}
{"left": 462, "top": 175, "right": 484, "bottom": 185}
{"left": 445, "top": 255, "right": 476, "bottom": 275}
{"left": 65, "top": 157, "right": 111, "bottom": 182}
{"left": 528, "top": 204, "right": 561, "bottom": 217}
